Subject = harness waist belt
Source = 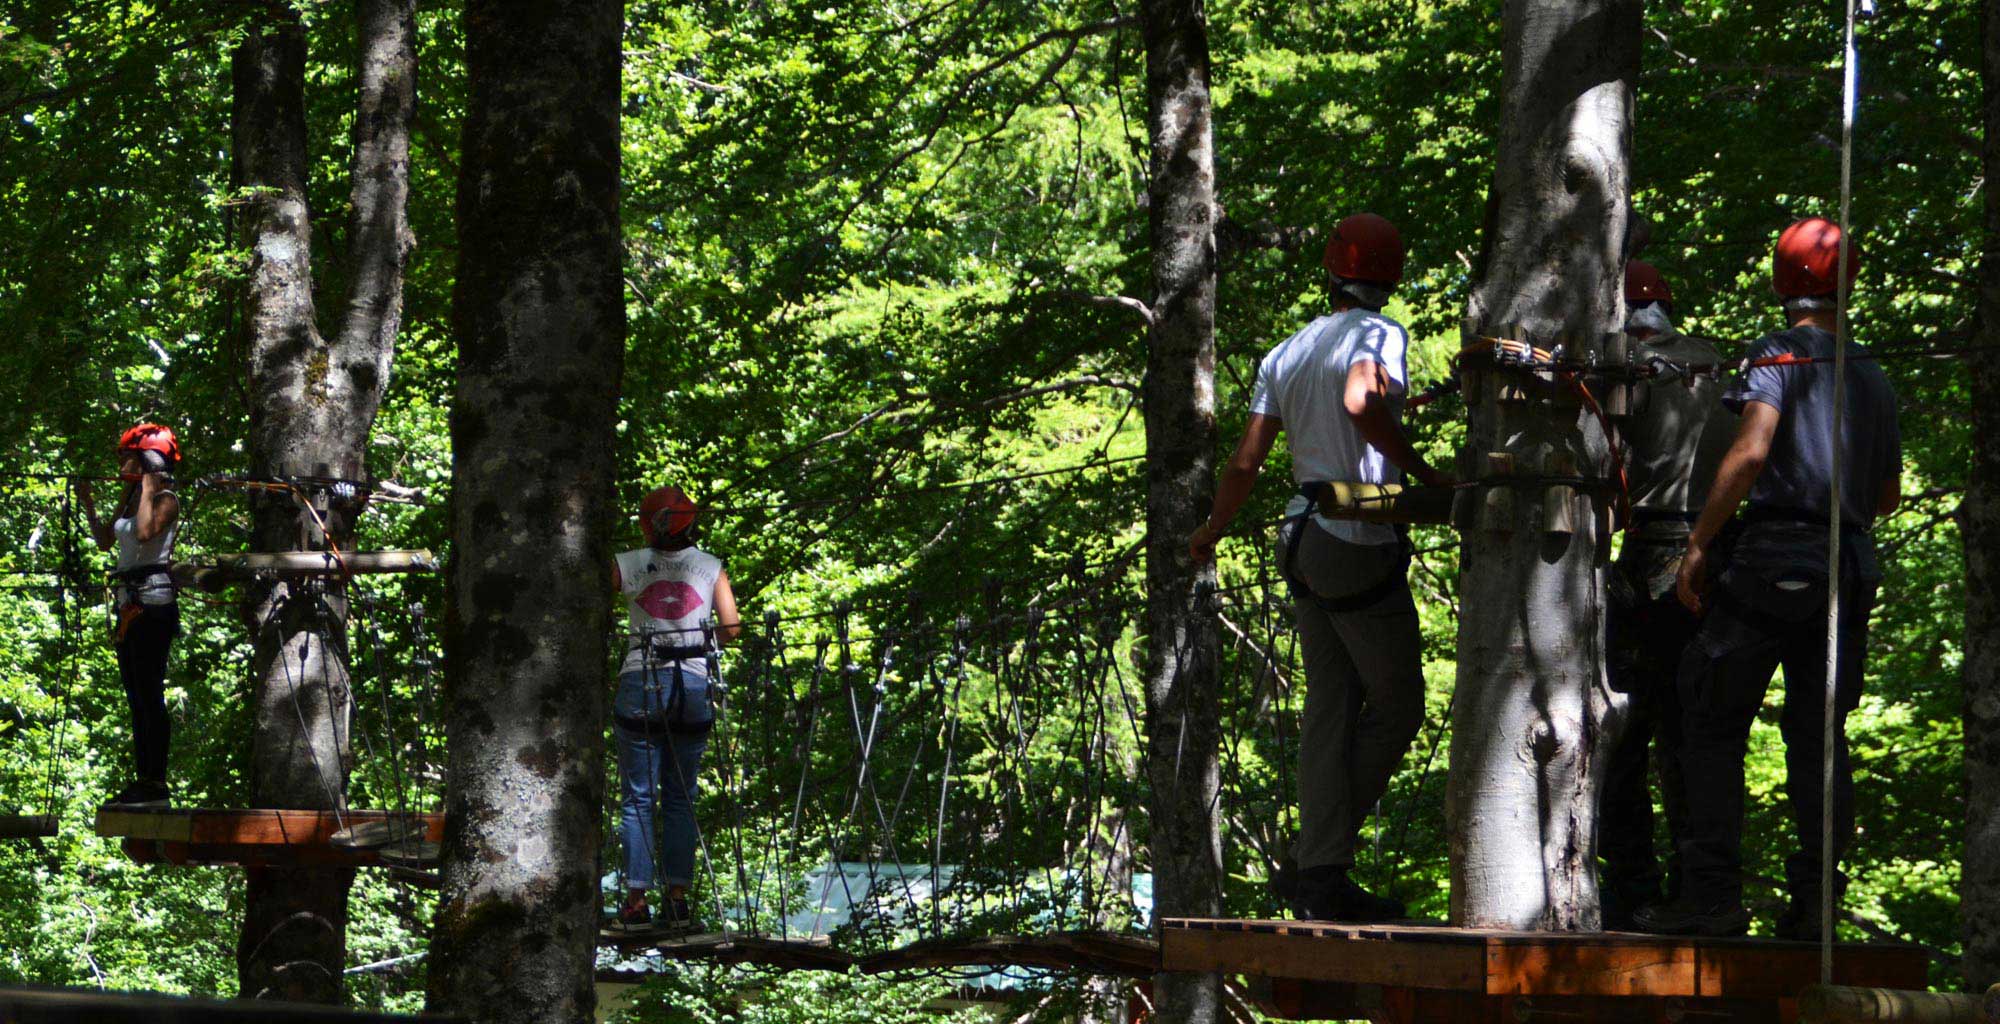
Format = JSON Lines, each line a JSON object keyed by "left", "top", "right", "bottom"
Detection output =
{"left": 633, "top": 641, "right": 710, "bottom": 661}
{"left": 112, "top": 562, "right": 173, "bottom": 582}
{"left": 1743, "top": 504, "right": 1869, "bottom": 533}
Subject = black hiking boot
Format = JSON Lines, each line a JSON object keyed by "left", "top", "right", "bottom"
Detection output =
{"left": 1293, "top": 867, "right": 1406, "bottom": 923}
{"left": 1632, "top": 896, "right": 1750, "bottom": 937}
{"left": 103, "top": 779, "right": 170, "bottom": 809}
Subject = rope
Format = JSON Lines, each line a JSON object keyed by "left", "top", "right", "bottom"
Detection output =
{"left": 1822, "top": 0, "right": 1864, "bottom": 981}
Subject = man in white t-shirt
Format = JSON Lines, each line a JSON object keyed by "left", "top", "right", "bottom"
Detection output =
{"left": 1190, "top": 213, "right": 1450, "bottom": 922}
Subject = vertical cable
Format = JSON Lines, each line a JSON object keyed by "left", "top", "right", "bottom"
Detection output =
{"left": 1823, "top": 0, "right": 1863, "bottom": 983}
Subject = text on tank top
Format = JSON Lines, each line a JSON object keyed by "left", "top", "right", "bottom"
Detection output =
{"left": 616, "top": 546, "right": 722, "bottom": 675}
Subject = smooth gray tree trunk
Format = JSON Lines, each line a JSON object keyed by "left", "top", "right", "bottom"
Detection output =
{"left": 1445, "top": 0, "right": 1638, "bottom": 931}
{"left": 425, "top": 2, "right": 624, "bottom": 1021}
{"left": 1963, "top": 0, "right": 2000, "bottom": 989}
{"left": 1138, "top": 0, "right": 1223, "bottom": 1020}
{"left": 232, "top": 0, "right": 415, "bottom": 1002}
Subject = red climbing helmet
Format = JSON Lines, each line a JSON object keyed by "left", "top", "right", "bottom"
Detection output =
{"left": 1624, "top": 260, "right": 1672, "bottom": 305}
{"left": 117, "top": 422, "right": 181, "bottom": 480}
{"left": 1322, "top": 213, "right": 1405, "bottom": 286}
{"left": 1773, "top": 217, "right": 1861, "bottom": 298}
{"left": 639, "top": 485, "right": 698, "bottom": 545}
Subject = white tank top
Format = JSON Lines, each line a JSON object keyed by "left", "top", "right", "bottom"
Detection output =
{"left": 114, "top": 508, "right": 178, "bottom": 607}
{"left": 616, "top": 545, "right": 722, "bottom": 675}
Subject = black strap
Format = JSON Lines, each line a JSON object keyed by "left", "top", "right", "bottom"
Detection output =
{"left": 617, "top": 659, "right": 713, "bottom": 736}
{"left": 1283, "top": 483, "right": 1411, "bottom": 615}
{"left": 112, "top": 562, "right": 172, "bottom": 582}
{"left": 1743, "top": 504, "right": 1867, "bottom": 533}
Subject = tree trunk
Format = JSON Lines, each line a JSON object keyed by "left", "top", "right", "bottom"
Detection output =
{"left": 424, "top": 2, "right": 624, "bottom": 1021}
{"left": 1445, "top": 0, "right": 1638, "bottom": 931}
{"left": 1138, "top": 0, "right": 1223, "bottom": 1020}
{"left": 232, "top": 0, "right": 415, "bottom": 1002}
{"left": 1963, "top": 0, "right": 2000, "bottom": 988}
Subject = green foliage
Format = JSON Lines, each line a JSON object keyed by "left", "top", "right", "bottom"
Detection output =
{"left": 0, "top": 0, "right": 1983, "bottom": 1013}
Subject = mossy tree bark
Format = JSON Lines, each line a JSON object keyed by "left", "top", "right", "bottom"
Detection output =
{"left": 1138, "top": 0, "right": 1223, "bottom": 1020}
{"left": 231, "top": 0, "right": 415, "bottom": 1002}
{"left": 1445, "top": 0, "right": 1638, "bottom": 930}
{"left": 424, "top": 1, "right": 624, "bottom": 1021}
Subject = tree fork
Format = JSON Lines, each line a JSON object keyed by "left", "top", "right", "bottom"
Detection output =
{"left": 1445, "top": 0, "right": 1640, "bottom": 931}
{"left": 230, "top": 0, "right": 415, "bottom": 1001}
{"left": 1138, "top": 0, "right": 1224, "bottom": 1020}
{"left": 425, "top": 1, "right": 624, "bottom": 1020}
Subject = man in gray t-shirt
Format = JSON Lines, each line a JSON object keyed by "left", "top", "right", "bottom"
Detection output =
{"left": 1597, "top": 261, "right": 1737, "bottom": 929}
{"left": 1190, "top": 213, "right": 1449, "bottom": 923}
{"left": 1636, "top": 218, "right": 1902, "bottom": 940}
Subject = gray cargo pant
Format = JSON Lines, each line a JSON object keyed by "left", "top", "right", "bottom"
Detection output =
{"left": 1276, "top": 518, "right": 1427, "bottom": 871}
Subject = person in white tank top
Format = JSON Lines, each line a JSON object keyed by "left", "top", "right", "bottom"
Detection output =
{"left": 606, "top": 485, "right": 741, "bottom": 933}
{"left": 79, "top": 422, "right": 183, "bottom": 808}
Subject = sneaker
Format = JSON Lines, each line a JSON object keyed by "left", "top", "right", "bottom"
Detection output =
{"left": 1632, "top": 896, "right": 1751, "bottom": 937}
{"left": 1293, "top": 867, "right": 1406, "bottom": 923}
{"left": 606, "top": 899, "right": 651, "bottom": 934}
{"left": 103, "top": 780, "right": 171, "bottom": 808}
{"left": 660, "top": 895, "right": 695, "bottom": 933}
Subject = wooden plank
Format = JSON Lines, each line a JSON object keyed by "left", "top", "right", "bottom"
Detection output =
{"left": 1311, "top": 483, "right": 1455, "bottom": 525}
{"left": 97, "top": 808, "right": 441, "bottom": 847}
{"left": 1485, "top": 936, "right": 1695, "bottom": 996}
{"left": 0, "top": 985, "right": 463, "bottom": 1022}
{"left": 0, "top": 814, "right": 58, "bottom": 839}
{"left": 1695, "top": 941, "right": 1930, "bottom": 1000}
{"left": 1160, "top": 925, "right": 1485, "bottom": 990}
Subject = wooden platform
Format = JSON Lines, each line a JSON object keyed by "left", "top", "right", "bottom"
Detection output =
{"left": 1162, "top": 918, "right": 1932, "bottom": 1023}
{"left": 95, "top": 807, "right": 443, "bottom": 869}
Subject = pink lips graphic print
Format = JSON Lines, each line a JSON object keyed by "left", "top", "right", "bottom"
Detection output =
{"left": 637, "top": 580, "right": 702, "bottom": 621}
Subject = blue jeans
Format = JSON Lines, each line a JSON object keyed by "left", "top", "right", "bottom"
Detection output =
{"left": 614, "top": 668, "right": 711, "bottom": 889}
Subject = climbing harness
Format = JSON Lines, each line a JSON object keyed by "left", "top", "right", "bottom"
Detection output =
{"left": 1279, "top": 482, "right": 1412, "bottom": 615}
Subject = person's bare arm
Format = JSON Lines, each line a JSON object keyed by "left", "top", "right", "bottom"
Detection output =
{"left": 78, "top": 478, "right": 115, "bottom": 550}
{"left": 1189, "top": 413, "right": 1284, "bottom": 563}
{"left": 1677, "top": 400, "right": 1780, "bottom": 613}
{"left": 132, "top": 474, "right": 178, "bottom": 544}
{"left": 712, "top": 570, "right": 742, "bottom": 645}
{"left": 1343, "top": 360, "right": 1450, "bottom": 488}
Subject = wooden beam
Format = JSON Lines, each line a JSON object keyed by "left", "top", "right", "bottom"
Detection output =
{"left": 175, "top": 549, "right": 438, "bottom": 590}
{"left": 0, "top": 985, "right": 463, "bottom": 1022}
{"left": 1692, "top": 938, "right": 1931, "bottom": 1000}
{"left": 98, "top": 808, "right": 442, "bottom": 869}
{"left": 0, "top": 814, "right": 57, "bottom": 840}
{"left": 1484, "top": 936, "right": 1695, "bottom": 996}
{"left": 1797, "top": 985, "right": 1996, "bottom": 1024}
{"left": 1156, "top": 919, "right": 1930, "bottom": 1002}
{"left": 96, "top": 807, "right": 441, "bottom": 846}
